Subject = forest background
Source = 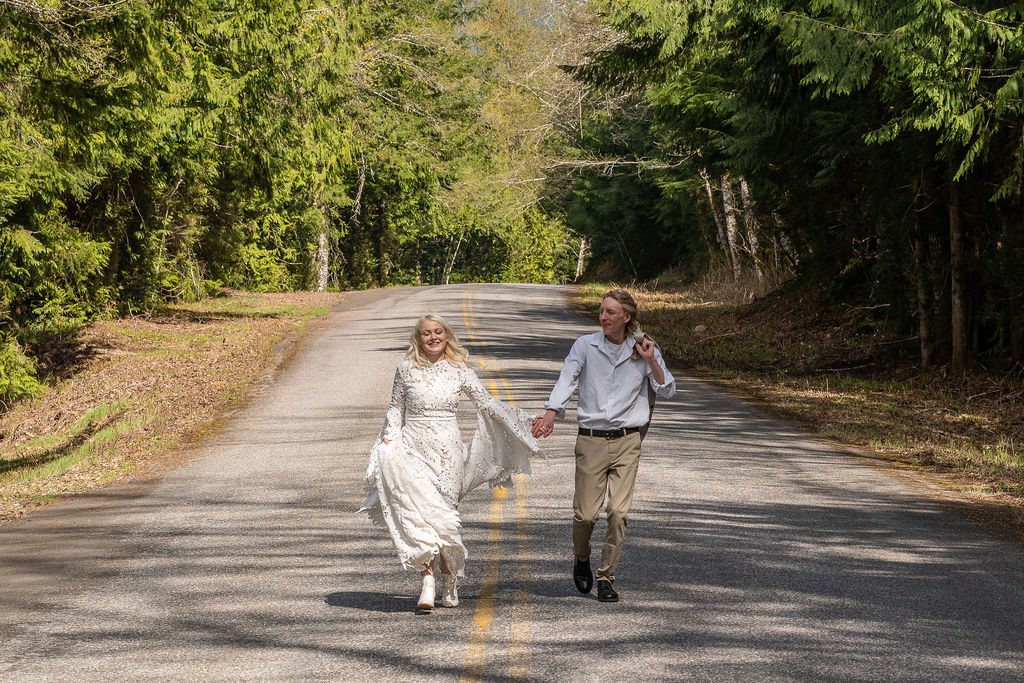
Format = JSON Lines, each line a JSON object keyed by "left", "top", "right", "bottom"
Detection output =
{"left": 1, "top": 2, "right": 1022, "bottom": 406}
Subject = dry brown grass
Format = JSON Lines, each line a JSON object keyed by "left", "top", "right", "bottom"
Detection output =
{"left": 574, "top": 279, "right": 1024, "bottom": 539}
{"left": 0, "top": 290, "right": 345, "bottom": 524}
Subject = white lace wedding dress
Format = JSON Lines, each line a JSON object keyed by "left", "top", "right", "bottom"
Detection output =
{"left": 359, "top": 358, "right": 540, "bottom": 576}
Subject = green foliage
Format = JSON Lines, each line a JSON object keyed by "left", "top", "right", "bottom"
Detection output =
{"left": 501, "top": 210, "right": 568, "bottom": 284}
{"left": 559, "top": 99, "right": 701, "bottom": 280}
{"left": 778, "top": 1, "right": 1024, "bottom": 190}
{"left": 0, "top": 0, "right": 584, "bottom": 404}
{"left": 564, "top": 0, "right": 1024, "bottom": 369}
{"left": 0, "top": 340, "right": 44, "bottom": 404}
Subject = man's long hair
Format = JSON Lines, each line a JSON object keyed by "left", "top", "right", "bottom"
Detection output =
{"left": 406, "top": 314, "right": 470, "bottom": 367}
{"left": 603, "top": 289, "right": 639, "bottom": 336}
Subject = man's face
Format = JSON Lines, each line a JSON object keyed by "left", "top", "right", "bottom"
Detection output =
{"left": 599, "top": 297, "right": 630, "bottom": 341}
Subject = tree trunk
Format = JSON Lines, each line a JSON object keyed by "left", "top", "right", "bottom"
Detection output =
{"left": 700, "top": 168, "right": 729, "bottom": 256}
{"left": 694, "top": 209, "right": 718, "bottom": 261}
{"left": 574, "top": 235, "right": 587, "bottom": 281}
{"left": 721, "top": 174, "right": 741, "bottom": 282}
{"left": 443, "top": 230, "right": 465, "bottom": 286}
{"left": 949, "top": 171, "right": 967, "bottom": 375}
{"left": 738, "top": 176, "right": 763, "bottom": 284}
{"left": 773, "top": 211, "right": 799, "bottom": 268}
{"left": 930, "top": 230, "right": 951, "bottom": 366}
{"left": 375, "top": 200, "right": 389, "bottom": 285}
{"left": 351, "top": 152, "right": 366, "bottom": 225}
{"left": 616, "top": 230, "right": 639, "bottom": 281}
{"left": 415, "top": 241, "right": 423, "bottom": 285}
{"left": 913, "top": 214, "right": 934, "bottom": 369}
{"left": 1012, "top": 314, "right": 1024, "bottom": 365}
{"left": 314, "top": 230, "right": 329, "bottom": 292}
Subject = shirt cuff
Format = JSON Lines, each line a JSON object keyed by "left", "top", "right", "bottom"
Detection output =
{"left": 650, "top": 375, "right": 671, "bottom": 391}
{"left": 543, "top": 401, "right": 566, "bottom": 418}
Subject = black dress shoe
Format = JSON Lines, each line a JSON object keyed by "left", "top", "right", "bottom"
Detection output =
{"left": 597, "top": 579, "right": 618, "bottom": 602}
{"left": 573, "top": 558, "right": 593, "bottom": 594}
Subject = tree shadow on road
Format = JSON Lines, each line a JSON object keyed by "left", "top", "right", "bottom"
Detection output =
{"left": 324, "top": 590, "right": 413, "bottom": 613}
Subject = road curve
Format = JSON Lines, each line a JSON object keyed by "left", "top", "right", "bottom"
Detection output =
{"left": 1, "top": 283, "right": 1023, "bottom": 681}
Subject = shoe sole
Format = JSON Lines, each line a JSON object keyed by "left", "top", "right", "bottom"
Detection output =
{"left": 598, "top": 595, "right": 618, "bottom": 602}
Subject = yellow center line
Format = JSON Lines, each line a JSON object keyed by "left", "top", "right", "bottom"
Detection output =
{"left": 509, "top": 473, "right": 533, "bottom": 681}
{"left": 458, "top": 288, "right": 533, "bottom": 682}
{"left": 460, "top": 289, "right": 503, "bottom": 682}
{"left": 461, "top": 491, "right": 503, "bottom": 682}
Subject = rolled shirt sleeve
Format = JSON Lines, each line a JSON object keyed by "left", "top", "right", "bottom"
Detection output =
{"left": 649, "top": 346, "right": 676, "bottom": 398}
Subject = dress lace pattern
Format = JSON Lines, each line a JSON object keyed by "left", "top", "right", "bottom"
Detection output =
{"left": 359, "top": 359, "right": 540, "bottom": 576}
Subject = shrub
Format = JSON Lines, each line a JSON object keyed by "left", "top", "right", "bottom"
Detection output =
{"left": 0, "top": 340, "right": 45, "bottom": 406}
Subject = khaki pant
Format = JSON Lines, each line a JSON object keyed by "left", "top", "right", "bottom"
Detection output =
{"left": 572, "top": 432, "right": 642, "bottom": 583}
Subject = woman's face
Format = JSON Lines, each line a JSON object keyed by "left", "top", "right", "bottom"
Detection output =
{"left": 418, "top": 320, "right": 448, "bottom": 361}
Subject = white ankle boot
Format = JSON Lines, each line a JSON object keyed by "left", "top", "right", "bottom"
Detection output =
{"left": 417, "top": 575, "right": 435, "bottom": 611}
{"left": 440, "top": 574, "right": 459, "bottom": 608}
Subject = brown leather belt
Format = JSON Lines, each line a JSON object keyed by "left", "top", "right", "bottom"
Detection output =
{"left": 578, "top": 427, "right": 641, "bottom": 439}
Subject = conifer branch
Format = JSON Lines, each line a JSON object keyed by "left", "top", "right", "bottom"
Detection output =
{"left": 780, "top": 12, "right": 887, "bottom": 38}
{"left": 946, "top": 1, "right": 1021, "bottom": 31}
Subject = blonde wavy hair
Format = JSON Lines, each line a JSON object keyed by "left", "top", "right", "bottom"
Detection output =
{"left": 406, "top": 314, "right": 470, "bottom": 367}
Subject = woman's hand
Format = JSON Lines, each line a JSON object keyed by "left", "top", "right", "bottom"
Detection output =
{"left": 531, "top": 410, "right": 556, "bottom": 438}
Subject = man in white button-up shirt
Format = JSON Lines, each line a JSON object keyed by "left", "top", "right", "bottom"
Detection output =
{"left": 532, "top": 290, "right": 676, "bottom": 602}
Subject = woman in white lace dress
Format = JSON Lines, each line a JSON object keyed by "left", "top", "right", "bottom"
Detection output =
{"left": 359, "top": 314, "right": 540, "bottom": 611}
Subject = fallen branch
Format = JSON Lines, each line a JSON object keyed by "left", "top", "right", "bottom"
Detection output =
{"left": 819, "top": 362, "right": 877, "bottom": 373}
{"left": 967, "top": 387, "right": 1003, "bottom": 403}
{"left": 699, "top": 331, "right": 740, "bottom": 342}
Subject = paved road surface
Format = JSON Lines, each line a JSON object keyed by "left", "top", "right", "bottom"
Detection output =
{"left": 1, "top": 284, "right": 1023, "bottom": 681}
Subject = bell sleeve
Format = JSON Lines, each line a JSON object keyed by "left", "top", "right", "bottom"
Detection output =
{"left": 358, "top": 363, "right": 408, "bottom": 521}
{"left": 379, "top": 364, "right": 407, "bottom": 444}
{"left": 459, "top": 365, "right": 542, "bottom": 499}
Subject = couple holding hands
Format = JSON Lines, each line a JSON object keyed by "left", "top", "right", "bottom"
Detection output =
{"left": 359, "top": 290, "right": 676, "bottom": 611}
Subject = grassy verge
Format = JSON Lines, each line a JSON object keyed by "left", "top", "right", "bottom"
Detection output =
{"left": 0, "top": 290, "right": 345, "bottom": 524}
{"left": 573, "top": 282, "right": 1024, "bottom": 537}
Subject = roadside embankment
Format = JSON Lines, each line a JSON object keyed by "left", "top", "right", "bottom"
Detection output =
{"left": 573, "top": 282, "right": 1024, "bottom": 542}
{"left": 0, "top": 290, "right": 345, "bottom": 524}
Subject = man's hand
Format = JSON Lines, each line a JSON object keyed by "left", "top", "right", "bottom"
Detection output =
{"left": 635, "top": 337, "right": 656, "bottom": 360}
{"left": 635, "top": 336, "right": 666, "bottom": 384}
{"left": 531, "top": 410, "right": 557, "bottom": 438}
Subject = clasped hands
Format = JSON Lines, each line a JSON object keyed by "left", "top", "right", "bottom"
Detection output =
{"left": 531, "top": 409, "right": 556, "bottom": 439}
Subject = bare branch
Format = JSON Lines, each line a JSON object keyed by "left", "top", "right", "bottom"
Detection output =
{"left": 543, "top": 156, "right": 691, "bottom": 174}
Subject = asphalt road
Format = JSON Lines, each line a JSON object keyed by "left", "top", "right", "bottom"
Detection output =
{"left": 1, "top": 283, "right": 1023, "bottom": 681}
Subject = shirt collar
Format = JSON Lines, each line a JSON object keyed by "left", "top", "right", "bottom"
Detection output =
{"left": 593, "top": 332, "right": 636, "bottom": 362}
